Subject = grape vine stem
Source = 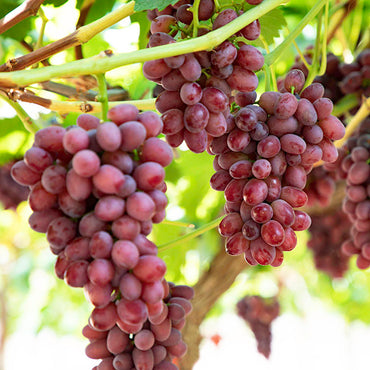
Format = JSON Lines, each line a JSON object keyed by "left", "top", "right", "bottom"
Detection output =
{"left": 0, "top": 0, "right": 286, "bottom": 88}
{"left": 0, "top": 1, "right": 135, "bottom": 73}
{"left": 49, "top": 98, "right": 157, "bottom": 114}
{"left": 95, "top": 73, "right": 108, "bottom": 121}
{"left": 0, "top": 93, "right": 40, "bottom": 133}
{"left": 314, "top": 95, "right": 370, "bottom": 168}
{"left": 158, "top": 216, "right": 224, "bottom": 251}
{"left": 334, "top": 96, "right": 370, "bottom": 148}
{"left": 265, "top": 0, "right": 328, "bottom": 67}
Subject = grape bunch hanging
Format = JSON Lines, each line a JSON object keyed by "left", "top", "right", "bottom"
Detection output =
{"left": 11, "top": 104, "right": 194, "bottom": 370}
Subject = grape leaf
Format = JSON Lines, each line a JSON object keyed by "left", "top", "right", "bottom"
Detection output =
{"left": 130, "top": 11, "right": 150, "bottom": 50}
{"left": 259, "top": 8, "right": 287, "bottom": 45}
{"left": 43, "top": 0, "right": 69, "bottom": 7}
{"left": 134, "top": 0, "right": 179, "bottom": 12}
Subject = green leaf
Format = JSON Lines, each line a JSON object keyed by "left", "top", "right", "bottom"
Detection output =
{"left": 130, "top": 11, "right": 150, "bottom": 50}
{"left": 43, "top": 0, "right": 69, "bottom": 7}
{"left": 134, "top": 0, "right": 179, "bottom": 12}
{"left": 258, "top": 8, "right": 287, "bottom": 45}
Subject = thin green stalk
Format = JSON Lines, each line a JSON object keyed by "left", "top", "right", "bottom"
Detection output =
{"left": 32, "top": 7, "right": 48, "bottom": 69}
{"left": 161, "top": 220, "right": 195, "bottom": 228}
{"left": 305, "top": 8, "right": 323, "bottom": 87}
{"left": 158, "top": 216, "right": 224, "bottom": 251}
{"left": 265, "top": 0, "right": 327, "bottom": 66}
{"left": 0, "top": 0, "right": 286, "bottom": 88}
{"left": 260, "top": 35, "right": 277, "bottom": 92}
{"left": 214, "top": 0, "right": 221, "bottom": 12}
{"left": 332, "top": 93, "right": 359, "bottom": 117}
{"left": 95, "top": 73, "right": 108, "bottom": 121}
{"left": 349, "top": 0, "right": 364, "bottom": 52}
{"left": 292, "top": 39, "right": 310, "bottom": 70}
{"left": 0, "top": 94, "right": 40, "bottom": 133}
{"left": 192, "top": 0, "right": 201, "bottom": 38}
{"left": 318, "top": 1, "right": 329, "bottom": 76}
{"left": 263, "top": 65, "right": 272, "bottom": 91}
{"left": 334, "top": 96, "right": 370, "bottom": 149}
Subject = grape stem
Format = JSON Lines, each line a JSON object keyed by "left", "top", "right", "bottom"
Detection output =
{"left": 0, "top": 0, "right": 286, "bottom": 88}
{"left": 304, "top": 0, "right": 329, "bottom": 87}
{"left": 332, "top": 93, "right": 359, "bottom": 117}
{"left": 265, "top": 0, "right": 328, "bottom": 67}
{"left": 31, "top": 7, "right": 48, "bottom": 69}
{"left": 48, "top": 98, "right": 157, "bottom": 114}
{"left": 161, "top": 220, "right": 195, "bottom": 228}
{"left": 334, "top": 96, "right": 370, "bottom": 148}
{"left": 0, "top": 93, "right": 40, "bottom": 133}
{"left": 158, "top": 216, "right": 224, "bottom": 251}
{"left": 313, "top": 95, "right": 370, "bottom": 168}
{"left": 95, "top": 73, "right": 108, "bottom": 121}
{"left": 327, "top": 0, "right": 358, "bottom": 44}
{"left": 292, "top": 38, "right": 310, "bottom": 70}
{"left": 191, "top": 0, "right": 201, "bottom": 38}
{"left": 75, "top": 0, "right": 97, "bottom": 60}
{"left": 260, "top": 35, "right": 277, "bottom": 92}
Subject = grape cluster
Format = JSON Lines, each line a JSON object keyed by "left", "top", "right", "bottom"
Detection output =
{"left": 339, "top": 118, "right": 370, "bottom": 269}
{"left": 11, "top": 104, "right": 193, "bottom": 369}
{"left": 308, "top": 210, "right": 350, "bottom": 278}
{"left": 0, "top": 160, "right": 29, "bottom": 210}
{"left": 144, "top": 0, "right": 265, "bottom": 153}
{"left": 84, "top": 283, "right": 194, "bottom": 370}
{"left": 237, "top": 295, "right": 279, "bottom": 359}
{"left": 210, "top": 69, "right": 345, "bottom": 266}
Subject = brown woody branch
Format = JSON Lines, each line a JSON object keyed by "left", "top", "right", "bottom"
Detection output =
{"left": 0, "top": 0, "right": 45, "bottom": 35}
{"left": 0, "top": 2, "right": 135, "bottom": 72}
{"left": 327, "top": 0, "right": 357, "bottom": 43}
{"left": 39, "top": 81, "right": 128, "bottom": 101}
{"left": 0, "top": 32, "right": 80, "bottom": 72}
{"left": 1, "top": 84, "right": 130, "bottom": 113}
{"left": 179, "top": 249, "right": 247, "bottom": 370}
{"left": 75, "top": 0, "right": 96, "bottom": 60}
{"left": 20, "top": 40, "right": 51, "bottom": 67}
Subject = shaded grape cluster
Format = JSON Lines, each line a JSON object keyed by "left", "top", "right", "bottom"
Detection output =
{"left": 291, "top": 48, "right": 370, "bottom": 114}
{"left": 237, "top": 295, "right": 279, "bottom": 359}
{"left": 210, "top": 69, "right": 345, "bottom": 266}
{"left": 11, "top": 104, "right": 193, "bottom": 369}
{"left": 144, "top": 0, "right": 265, "bottom": 153}
{"left": 340, "top": 118, "right": 370, "bottom": 269}
{"left": 308, "top": 209, "right": 350, "bottom": 278}
{"left": 0, "top": 160, "right": 29, "bottom": 210}
{"left": 304, "top": 166, "right": 338, "bottom": 207}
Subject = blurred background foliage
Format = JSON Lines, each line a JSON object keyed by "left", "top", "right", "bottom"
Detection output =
{"left": 0, "top": 0, "right": 369, "bottom": 364}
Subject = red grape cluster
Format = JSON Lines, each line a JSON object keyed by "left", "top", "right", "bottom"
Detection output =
{"left": 144, "top": 1, "right": 265, "bottom": 153}
{"left": 11, "top": 104, "right": 193, "bottom": 369}
{"left": 84, "top": 282, "right": 194, "bottom": 370}
{"left": 340, "top": 118, "right": 370, "bottom": 269}
{"left": 0, "top": 160, "right": 29, "bottom": 210}
{"left": 210, "top": 69, "right": 345, "bottom": 266}
{"left": 308, "top": 210, "right": 350, "bottom": 278}
{"left": 237, "top": 295, "right": 279, "bottom": 359}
